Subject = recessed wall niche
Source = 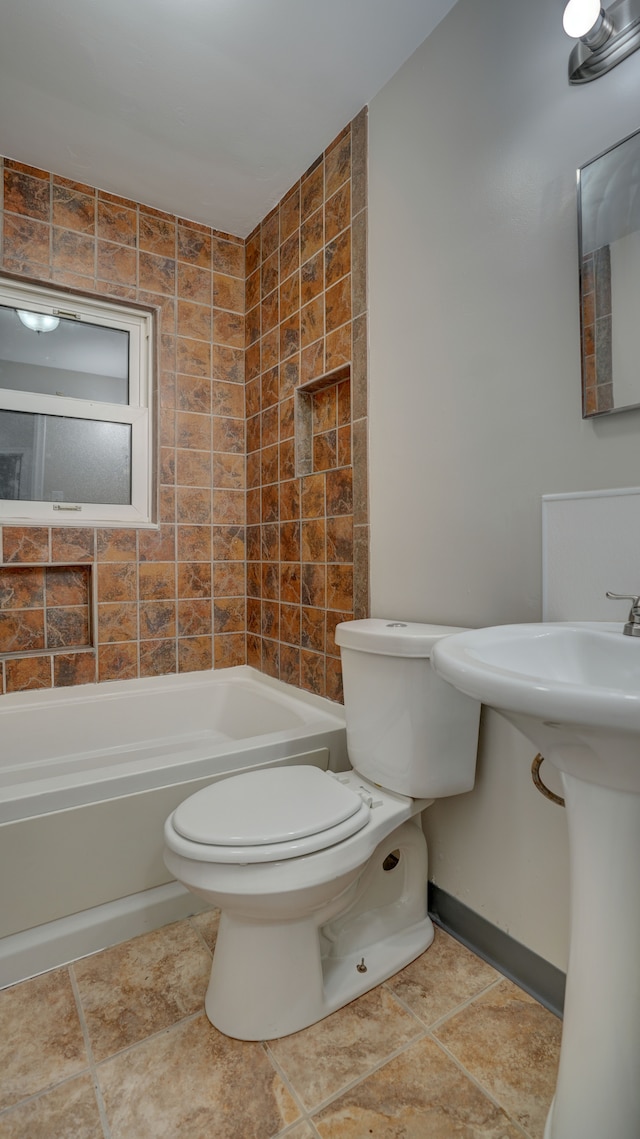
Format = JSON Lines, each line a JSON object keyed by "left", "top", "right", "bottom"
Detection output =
{"left": 294, "top": 365, "right": 351, "bottom": 478}
{"left": 0, "top": 562, "right": 94, "bottom": 672}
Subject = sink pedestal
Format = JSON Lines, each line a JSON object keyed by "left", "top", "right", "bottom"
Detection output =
{"left": 431, "top": 621, "right": 640, "bottom": 1137}
{"left": 545, "top": 772, "right": 640, "bottom": 1139}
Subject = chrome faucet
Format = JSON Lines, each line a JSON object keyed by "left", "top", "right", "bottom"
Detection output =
{"left": 606, "top": 592, "right": 640, "bottom": 636}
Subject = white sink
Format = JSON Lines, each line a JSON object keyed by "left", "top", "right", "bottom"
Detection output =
{"left": 432, "top": 621, "right": 640, "bottom": 793}
{"left": 432, "top": 622, "right": 640, "bottom": 1139}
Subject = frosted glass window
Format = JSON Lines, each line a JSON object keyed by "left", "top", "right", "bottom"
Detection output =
{"left": 0, "top": 278, "right": 154, "bottom": 527}
{"left": 0, "top": 410, "right": 131, "bottom": 505}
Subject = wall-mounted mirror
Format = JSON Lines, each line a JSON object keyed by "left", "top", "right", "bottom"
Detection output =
{"left": 579, "top": 127, "right": 640, "bottom": 417}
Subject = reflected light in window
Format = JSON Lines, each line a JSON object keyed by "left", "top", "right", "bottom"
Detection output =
{"left": 17, "top": 310, "right": 60, "bottom": 333}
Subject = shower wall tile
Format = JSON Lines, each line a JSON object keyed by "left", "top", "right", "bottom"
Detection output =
{"left": 245, "top": 108, "right": 369, "bottom": 700}
{"left": 0, "top": 156, "right": 245, "bottom": 693}
{"left": 0, "top": 108, "right": 367, "bottom": 699}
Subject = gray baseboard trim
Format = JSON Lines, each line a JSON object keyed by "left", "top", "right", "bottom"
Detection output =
{"left": 428, "top": 883, "right": 565, "bottom": 1019}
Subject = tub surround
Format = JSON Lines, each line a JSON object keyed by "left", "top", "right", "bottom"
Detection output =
{"left": 0, "top": 163, "right": 248, "bottom": 690}
{"left": 244, "top": 110, "right": 369, "bottom": 701}
{"left": 0, "top": 107, "right": 369, "bottom": 701}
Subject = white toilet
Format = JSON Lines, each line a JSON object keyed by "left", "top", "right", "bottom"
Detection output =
{"left": 163, "top": 619, "right": 480, "bottom": 1041}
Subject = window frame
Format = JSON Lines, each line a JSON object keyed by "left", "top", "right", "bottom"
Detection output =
{"left": 0, "top": 276, "right": 156, "bottom": 527}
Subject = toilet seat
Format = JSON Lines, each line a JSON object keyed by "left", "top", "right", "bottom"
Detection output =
{"left": 168, "top": 766, "right": 372, "bottom": 864}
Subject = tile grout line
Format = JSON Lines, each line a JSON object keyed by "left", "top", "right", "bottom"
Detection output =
{"left": 68, "top": 965, "right": 113, "bottom": 1139}
{"left": 382, "top": 971, "right": 505, "bottom": 1036}
{"left": 383, "top": 971, "right": 540, "bottom": 1136}
{"left": 262, "top": 1041, "right": 322, "bottom": 1138}
{"left": 0, "top": 1066, "right": 93, "bottom": 1121}
{"left": 283, "top": 1024, "right": 431, "bottom": 1121}
{"left": 274, "top": 972, "right": 528, "bottom": 1129}
{"left": 276, "top": 1003, "right": 533, "bottom": 1139}
{"left": 428, "top": 1032, "right": 534, "bottom": 1139}
{"left": 271, "top": 1122, "right": 316, "bottom": 1139}
{"left": 91, "top": 1008, "right": 204, "bottom": 1068}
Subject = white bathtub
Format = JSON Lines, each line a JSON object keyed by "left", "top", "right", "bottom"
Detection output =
{"left": 0, "top": 666, "right": 347, "bottom": 986}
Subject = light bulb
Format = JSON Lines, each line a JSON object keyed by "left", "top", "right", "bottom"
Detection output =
{"left": 17, "top": 310, "right": 60, "bottom": 333}
{"left": 563, "top": 0, "right": 603, "bottom": 37}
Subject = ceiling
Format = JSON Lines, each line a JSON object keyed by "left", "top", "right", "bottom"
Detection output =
{"left": 0, "top": 0, "right": 456, "bottom": 238}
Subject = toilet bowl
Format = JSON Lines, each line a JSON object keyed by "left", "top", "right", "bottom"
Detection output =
{"left": 164, "top": 619, "right": 481, "bottom": 1041}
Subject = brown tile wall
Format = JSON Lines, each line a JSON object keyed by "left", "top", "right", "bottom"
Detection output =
{"left": 0, "top": 159, "right": 246, "bottom": 692}
{"left": 0, "top": 108, "right": 368, "bottom": 699}
{"left": 245, "top": 109, "right": 369, "bottom": 702}
{"left": 0, "top": 564, "right": 92, "bottom": 691}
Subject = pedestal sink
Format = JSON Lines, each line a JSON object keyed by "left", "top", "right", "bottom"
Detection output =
{"left": 431, "top": 622, "right": 640, "bottom": 1139}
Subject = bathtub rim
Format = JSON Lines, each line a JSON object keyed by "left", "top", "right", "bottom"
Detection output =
{"left": 0, "top": 662, "right": 344, "bottom": 717}
{"left": 0, "top": 665, "right": 347, "bottom": 823}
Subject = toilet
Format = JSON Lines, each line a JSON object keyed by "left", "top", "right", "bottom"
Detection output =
{"left": 163, "top": 619, "right": 481, "bottom": 1041}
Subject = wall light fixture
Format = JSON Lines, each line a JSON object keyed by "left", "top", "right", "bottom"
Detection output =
{"left": 563, "top": 0, "right": 640, "bottom": 82}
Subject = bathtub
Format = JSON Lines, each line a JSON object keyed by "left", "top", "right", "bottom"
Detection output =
{"left": 0, "top": 665, "right": 347, "bottom": 986}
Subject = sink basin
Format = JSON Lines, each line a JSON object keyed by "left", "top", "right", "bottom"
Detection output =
{"left": 433, "top": 620, "right": 640, "bottom": 696}
{"left": 432, "top": 621, "right": 640, "bottom": 1139}
{"left": 432, "top": 621, "right": 640, "bottom": 793}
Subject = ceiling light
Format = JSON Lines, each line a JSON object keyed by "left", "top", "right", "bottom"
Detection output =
{"left": 17, "top": 310, "right": 60, "bottom": 333}
{"left": 563, "top": 0, "right": 640, "bottom": 82}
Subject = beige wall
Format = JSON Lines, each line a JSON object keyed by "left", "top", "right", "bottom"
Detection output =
{"left": 368, "top": 0, "right": 640, "bottom": 969}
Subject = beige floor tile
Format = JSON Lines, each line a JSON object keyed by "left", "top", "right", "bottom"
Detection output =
{"left": 0, "top": 969, "right": 88, "bottom": 1111}
{"left": 97, "top": 1013, "right": 300, "bottom": 1139}
{"left": 190, "top": 907, "right": 221, "bottom": 952}
{"left": 435, "top": 978, "right": 561, "bottom": 1139}
{"left": 1, "top": 914, "right": 561, "bottom": 1139}
{"left": 312, "top": 1035, "right": 524, "bottom": 1138}
{"left": 386, "top": 927, "right": 501, "bottom": 1027}
{"left": 0, "top": 1073, "right": 103, "bottom": 1139}
{"left": 267, "top": 986, "right": 424, "bottom": 1112}
{"left": 73, "top": 919, "right": 212, "bottom": 1061}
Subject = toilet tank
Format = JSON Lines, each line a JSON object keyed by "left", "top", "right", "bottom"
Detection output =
{"left": 335, "top": 619, "right": 481, "bottom": 799}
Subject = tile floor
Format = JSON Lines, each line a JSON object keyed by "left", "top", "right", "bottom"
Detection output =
{"left": 0, "top": 912, "right": 562, "bottom": 1139}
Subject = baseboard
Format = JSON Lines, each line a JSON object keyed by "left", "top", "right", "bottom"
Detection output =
{"left": 428, "top": 883, "right": 566, "bottom": 1019}
{"left": 0, "top": 882, "right": 209, "bottom": 990}
{"left": 2, "top": 877, "right": 567, "bottom": 1014}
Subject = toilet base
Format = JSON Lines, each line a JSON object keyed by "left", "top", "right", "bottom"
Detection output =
{"left": 206, "top": 913, "right": 434, "bottom": 1041}
{"left": 322, "top": 915, "right": 434, "bottom": 1016}
{"left": 205, "top": 819, "right": 434, "bottom": 1040}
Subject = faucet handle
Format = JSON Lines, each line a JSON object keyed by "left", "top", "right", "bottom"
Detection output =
{"left": 606, "top": 592, "right": 640, "bottom": 636}
{"left": 605, "top": 591, "right": 640, "bottom": 606}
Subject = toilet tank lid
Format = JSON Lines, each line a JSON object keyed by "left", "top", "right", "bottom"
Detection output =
{"left": 335, "top": 618, "right": 468, "bottom": 657}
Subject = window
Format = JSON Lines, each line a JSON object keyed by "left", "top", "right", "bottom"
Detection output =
{"left": 0, "top": 277, "right": 155, "bottom": 526}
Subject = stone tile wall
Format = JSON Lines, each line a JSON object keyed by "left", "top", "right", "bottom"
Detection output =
{"left": 0, "top": 109, "right": 368, "bottom": 699}
{"left": 245, "top": 110, "right": 369, "bottom": 702}
{"left": 0, "top": 159, "right": 246, "bottom": 692}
